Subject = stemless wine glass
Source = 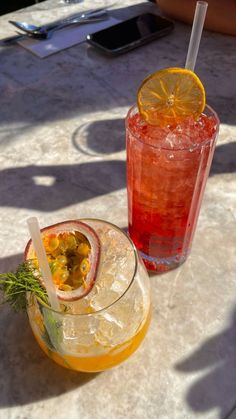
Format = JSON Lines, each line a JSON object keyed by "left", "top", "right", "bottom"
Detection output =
{"left": 26, "top": 219, "right": 151, "bottom": 372}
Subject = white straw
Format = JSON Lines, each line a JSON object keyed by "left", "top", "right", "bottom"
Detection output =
{"left": 27, "top": 217, "right": 60, "bottom": 311}
{"left": 185, "top": 1, "right": 208, "bottom": 71}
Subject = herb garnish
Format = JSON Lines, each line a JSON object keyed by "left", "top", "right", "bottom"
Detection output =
{"left": 0, "top": 261, "right": 48, "bottom": 311}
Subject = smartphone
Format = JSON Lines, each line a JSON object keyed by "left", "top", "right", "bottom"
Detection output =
{"left": 86, "top": 13, "right": 174, "bottom": 56}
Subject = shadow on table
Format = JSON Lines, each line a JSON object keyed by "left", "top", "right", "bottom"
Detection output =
{"left": 0, "top": 253, "right": 24, "bottom": 272}
{"left": 0, "top": 304, "right": 98, "bottom": 408}
{"left": 0, "top": 160, "right": 126, "bottom": 211}
{"left": 210, "top": 141, "right": 236, "bottom": 176}
{"left": 72, "top": 118, "right": 125, "bottom": 156}
{"left": 175, "top": 307, "right": 236, "bottom": 419}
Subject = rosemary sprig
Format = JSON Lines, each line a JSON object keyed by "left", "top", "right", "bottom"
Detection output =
{"left": 0, "top": 261, "right": 48, "bottom": 311}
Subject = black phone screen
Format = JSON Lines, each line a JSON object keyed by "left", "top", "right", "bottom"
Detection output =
{"left": 87, "top": 13, "right": 174, "bottom": 54}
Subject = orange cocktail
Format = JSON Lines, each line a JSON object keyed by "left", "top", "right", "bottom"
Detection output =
{"left": 26, "top": 219, "right": 151, "bottom": 372}
{"left": 28, "top": 296, "right": 151, "bottom": 372}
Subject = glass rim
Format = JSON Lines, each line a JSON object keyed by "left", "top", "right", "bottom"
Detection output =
{"left": 33, "top": 218, "right": 139, "bottom": 317}
{"left": 125, "top": 104, "right": 220, "bottom": 152}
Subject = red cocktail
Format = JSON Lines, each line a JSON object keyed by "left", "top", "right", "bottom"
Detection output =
{"left": 126, "top": 105, "right": 219, "bottom": 272}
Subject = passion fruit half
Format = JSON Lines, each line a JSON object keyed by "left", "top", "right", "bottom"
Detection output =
{"left": 24, "top": 220, "right": 100, "bottom": 302}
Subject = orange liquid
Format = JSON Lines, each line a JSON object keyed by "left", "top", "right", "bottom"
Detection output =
{"left": 31, "top": 308, "right": 151, "bottom": 372}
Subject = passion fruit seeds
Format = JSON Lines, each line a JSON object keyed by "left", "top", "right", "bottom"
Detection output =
{"left": 25, "top": 220, "right": 100, "bottom": 301}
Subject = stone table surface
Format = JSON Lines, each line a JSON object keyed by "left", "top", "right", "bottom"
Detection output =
{"left": 0, "top": 1, "right": 236, "bottom": 418}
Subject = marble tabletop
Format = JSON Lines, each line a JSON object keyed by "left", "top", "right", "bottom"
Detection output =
{"left": 0, "top": 1, "right": 236, "bottom": 418}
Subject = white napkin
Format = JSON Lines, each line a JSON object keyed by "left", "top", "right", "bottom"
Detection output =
{"left": 18, "top": 16, "right": 120, "bottom": 58}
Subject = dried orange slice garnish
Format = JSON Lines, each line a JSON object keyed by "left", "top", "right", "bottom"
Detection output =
{"left": 137, "top": 67, "right": 206, "bottom": 126}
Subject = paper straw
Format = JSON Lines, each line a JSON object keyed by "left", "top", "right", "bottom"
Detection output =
{"left": 185, "top": 1, "right": 208, "bottom": 71}
{"left": 27, "top": 217, "right": 60, "bottom": 311}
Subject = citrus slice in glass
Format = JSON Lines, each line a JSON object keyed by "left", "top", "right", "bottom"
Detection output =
{"left": 137, "top": 67, "right": 206, "bottom": 126}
